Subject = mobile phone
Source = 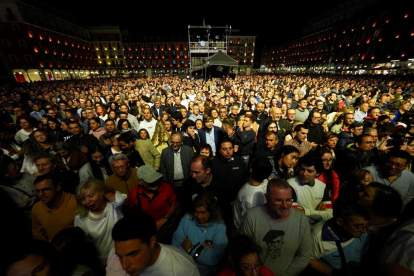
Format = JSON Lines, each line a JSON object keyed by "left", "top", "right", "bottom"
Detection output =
{"left": 387, "top": 139, "right": 403, "bottom": 148}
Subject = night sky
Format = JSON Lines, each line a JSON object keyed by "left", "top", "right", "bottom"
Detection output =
{"left": 31, "top": 0, "right": 341, "bottom": 47}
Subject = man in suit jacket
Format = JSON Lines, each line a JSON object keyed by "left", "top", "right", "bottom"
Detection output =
{"left": 197, "top": 115, "right": 223, "bottom": 156}
{"left": 150, "top": 97, "right": 163, "bottom": 120}
{"left": 159, "top": 133, "right": 194, "bottom": 194}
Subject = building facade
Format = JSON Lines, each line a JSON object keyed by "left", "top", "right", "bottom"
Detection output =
{"left": 0, "top": 0, "right": 98, "bottom": 83}
{"left": 260, "top": 0, "right": 413, "bottom": 74}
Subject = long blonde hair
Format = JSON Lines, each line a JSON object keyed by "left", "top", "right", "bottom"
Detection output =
{"left": 75, "top": 179, "right": 115, "bottom": 218}
{"left": 152, "top": 120, "right": 171, "bottom": 147}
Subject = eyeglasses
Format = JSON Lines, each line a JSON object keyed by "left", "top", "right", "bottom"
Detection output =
{"left": 240, "top": 259, "right": 263, "bottom": 272}
{"left": 34, "top": 187, "right": 53, "bottom": 194}
{"left": 385, "top": 161, "right": 405, "bottom": 169}
{"left": 348, "top": 223, "right": 370, "bottom": 232}
{"left": 270, "top": 198, "right": 294, "bottom": 205}
{"left": 313, "top": 116, "right": 321, "bottom": 119}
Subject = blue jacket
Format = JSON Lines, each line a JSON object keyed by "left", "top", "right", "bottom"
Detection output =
{"left": 197, "top": 126, "right": 223, "bottom": 156}
{"left": 172, "top": 214, "right": 228, "bottom": 276}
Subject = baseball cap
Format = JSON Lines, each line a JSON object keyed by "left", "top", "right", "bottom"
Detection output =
{"left": 137, "top": 165, "right": 162, "bottom": 183}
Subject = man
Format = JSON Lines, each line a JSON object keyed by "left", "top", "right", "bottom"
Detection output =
{"left": 140, "top": 107, "right": 157, "bottom": 138}
{"left": 159, "top": 133, "right": 194, "bottom": 191}
{"left": 337, "top": 122, "right": 364, "bottom": 149}
{"left": 119, "top": 104, "right": 140, "bottom": 131}
{"left": 323, "top": 92, "right": 339, "bottom": 114}
{"left": 363, "top": 107, "right": 380, "bottom": 128}
{"left": 295, "top": 99, "right": 309, "bottom": 122}
{"left": 197, "top": 115, "right": 223, "bottom": 156}
{"left": 106, "top": 214, "right": 199, "bottom": 276}
{"left": 170, "top": 111, "right": 184, "bottom": 133}
{"left": 116, "top": 132, "right": 146, "bottom": 168}
{"left": 82, "top": 107, "right": 105, "bottom": 134}
{"left": 256, "top": 130, "right": 280, "bottom": 159}
{"left": 331, "top": 113, "right": 354, "bottom": 134}
{"left": 309, "top": 200, "right": 370, "bottom": 275}
{"left": 30, "top": 102, "right": 45, "bottom": 122}
{"left": 99, "top": 119, "right": 118, "bottom": 149}
{"left": 314, "top": 100, "right": 328, "bottom": 116}
{"left": 305, "top": 111, "right": 324, "bottom": 146}
{"left": 288, "top": 156, "right": 333, "bottom": 222}
{"left": 284, "top": 124, "right": 313, "bottom": 157}
{"left": 127, "top": 165, "right": 178, "bottom": 244}
{"left": 181, "top": 155, "right": 222, "bottom": 214}
{"left": 164, "top": 119, "right": 173, "bottom": 135}
{"left": 221, "top": 117, "right": 242, "bottom": 155}
{"left": 255, "top": 101, "right": 268, "bottom": 127}
{"left": 180, "top": 107, "right": 188, "bottom": 123}
{"left": 354, "top": 102, "right": 369, "bottom": 123}
{"left": 229, "top": 104, "right": 240, "bottom": 119}
{"left": 241, "top": 179, "right": 311, "bottom": 276}
{"left": 31, "top": 173, "right": 77, "bottom": 242}
{"left": 34, "top": 152, "right": 79, "bottom": 194}
{"left": 363, "top": 150, "right": 414, "bottom": 206}
{"left": 234, "top": 157, "right": 273, "bottom": 230}
{"left": 106, "top": 153, "right": 139, "bottom": 195}
{"left": 279, "top": 109, "right": 296, "bottom": 136}
{"left": 215, "top": 106, "right": 228, "bottom": 127}
{"left": 171, "top": 96, "right": 186, "bottom": 113}
{"left": 212, "top": 138, "right": 247, "bottom": 217}
{"left": 188, "top": 105, "right": 203, "bottom": 122}
{"left": 66, "top": 121, "right": 98, "bottom": 154}
{"left": 150, "top": 97, "right": 163, "bottom": 120}
{"left": 336, "top": 134, "right": 388, "bottom": 181}
{"left": 237, "top": 114, "right": 256, "bottom": 167}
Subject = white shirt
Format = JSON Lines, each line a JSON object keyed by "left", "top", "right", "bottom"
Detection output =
{"left": 74, "top": 191, "right": 126, "bottom": 264}
{"left": 106, "top": 243, "right": 200, "bottom": 276}
{"left": 140, "top": 118, "right": 157, "bottom": 138}
{"left": 234, "top": 179, "right": 268, "bottom": 229}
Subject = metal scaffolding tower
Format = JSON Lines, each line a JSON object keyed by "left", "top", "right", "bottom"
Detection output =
{"left": 187, "top": 24, "right": 231, "bottom": 77}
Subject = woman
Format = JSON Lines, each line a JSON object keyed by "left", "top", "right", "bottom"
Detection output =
{"left": 96, "top": 104, "right": 108, "bottom": 121}
{"left": 53, "top": 141, "right": 88, "bottom": 175}
{"left": 108, "top": 102, "right": 118, "bottom": 113}
{"left": 393, "top": 100, "right": 411, "bottom": 123}
{"left": 195, "top": 118, "right": 204, "bottom": 130}
{"left": 47, "top": 117, "right": 63, "bottom": 142}
{"left": 14, "top": 115, "right": 37, "bottom": 145}
{"left": 182, "top": 119, "right": 201, "bottom": 153}
{"left": 339, "top": 169, "right": 373, "bottom": 201}
{"left": 138, "top": 128, "right": 150, "bottom": 140}
{"left": 198, "top": 143, "right": 214, "bottom": 159}
{"left": 75, "top": 179, "right": 126, "bottom": 265}
{"left": 30, "top": 129, "right": 55, "bottom": 152}
{"left": 314, "top": 148, "right": 340, "bottom": 203}
{"left": 60, "top": 119, "right": 73, "bottom": 142}
{"left": 270, "top": 145, "right": 300, "bottom": 180}
{"left": 79, "top": 144, "right": 113, "bottom": 183}
{"left": 173, "top": 192, "right": 228, "bottom": 276}
{"left": 321, "top": 132, "right": 338, "bottom": 161}
{"left": 181, "top": 92, "right": 189, "bottom": 109}
{"left": 108, "top": 110, "right": 118, "bottom": 120}
{"left": 152, "top": 120, "right": 171, "bottom": 153}
{"left": 218, "top": 235, "right": 275, "bottom": 276}
{"left": 117, "top": 119, "right": 139, "bottom": 138}
{"left": 89, "top": 117, "right": 106, "bottom": 140}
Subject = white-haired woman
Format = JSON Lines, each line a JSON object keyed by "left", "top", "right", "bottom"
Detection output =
{"left": 74, "top": 179, "right": 126, "bottom": 265}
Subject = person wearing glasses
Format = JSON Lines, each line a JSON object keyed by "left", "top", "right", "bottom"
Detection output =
{"left": 218, "top": 235, "right": 275, "bottom": 276}
{"left": 106, "top": 153, "right": 139, "bottom": 196}
{"left": 336, "top": 122, "right": 364, "bottom": 150}
{"left": 288, "top": 155, "right": 333, "bottom": 223}
{"left": 241, "top": 178, "right": 311, "bottom": 276}
{"left": 31, "top": 173, "right": 77, "bottom": 242}
{"left": 304, "top": 111, "right": 325, "bottom": 147}
{"left": 363, "top": 150, "right": 414, "bottom": 206}
{"left": 308, "top": 199, "right": 370, "bottom": 276}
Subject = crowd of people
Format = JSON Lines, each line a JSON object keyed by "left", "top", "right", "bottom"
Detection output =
{"left": 1, "top": 73, "right": 414, "bottom": 276}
